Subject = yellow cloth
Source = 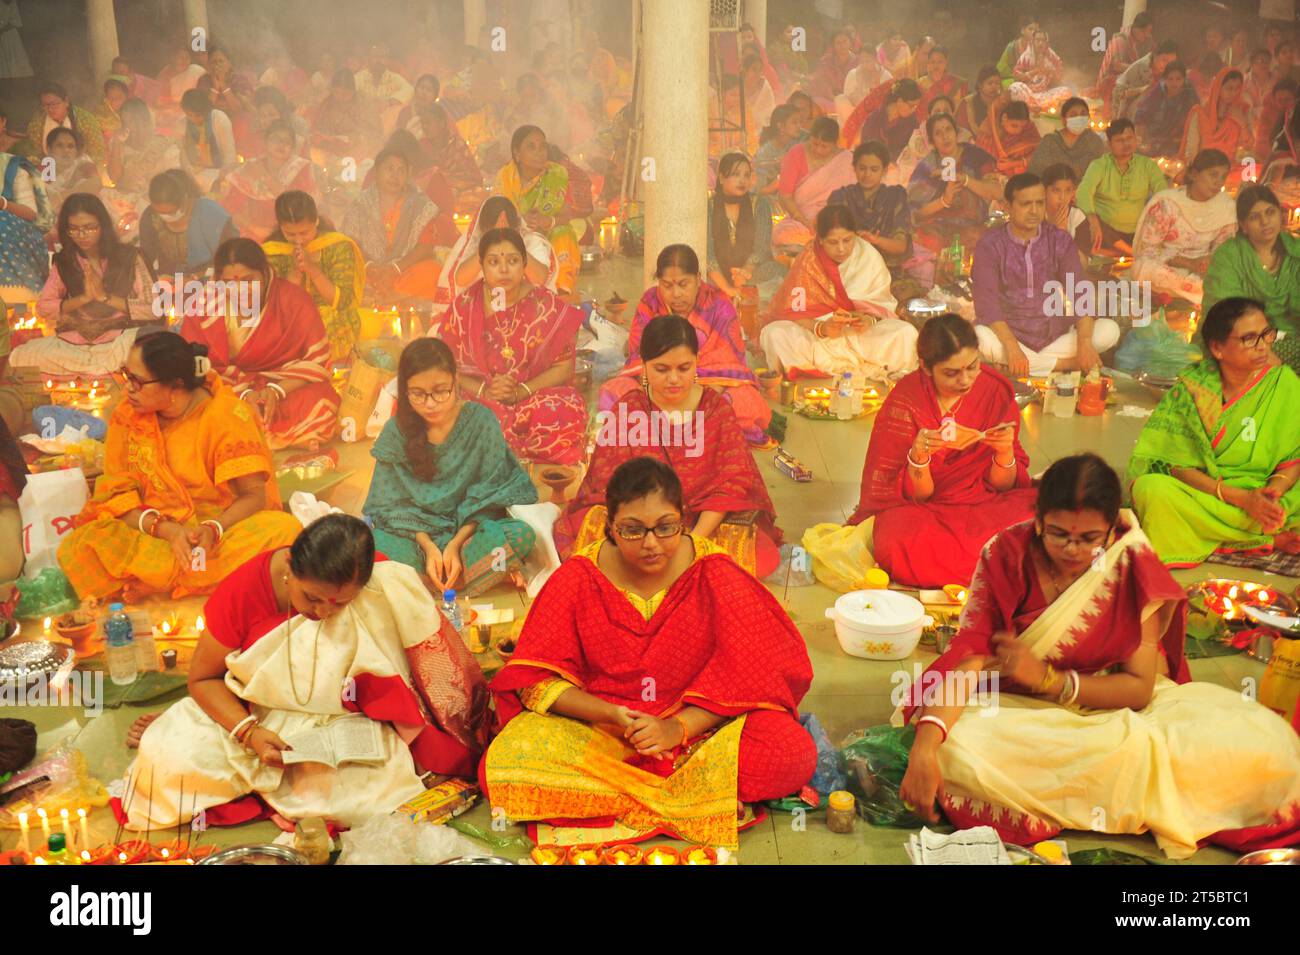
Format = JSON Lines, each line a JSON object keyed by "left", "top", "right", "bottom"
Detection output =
{"left": 518, "top": 535, "right": 724, "bottom": 716}
{"left": 58, "top": 375, "right": 301, "bottom": 599}
{"left": 572, "top": 508, "right": 753, "bottom": 574}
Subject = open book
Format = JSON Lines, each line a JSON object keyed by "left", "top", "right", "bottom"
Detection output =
{"left": 281, "top": 715, "right": 385, "bottom": 768}
{"left": 905, "top": 826, "right": 1011, "bottom": 865}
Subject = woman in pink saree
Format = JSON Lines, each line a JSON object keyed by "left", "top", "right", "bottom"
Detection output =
{"left": 773, "top": 116, "right": 857, "bottom": 251}
{"left": 440, "top": 227, "right": 586, "bottom": 465}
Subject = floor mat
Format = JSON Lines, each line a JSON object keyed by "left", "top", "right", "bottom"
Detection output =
{"left": 1206, "top": 547, "right": 1300, "bottom": 580}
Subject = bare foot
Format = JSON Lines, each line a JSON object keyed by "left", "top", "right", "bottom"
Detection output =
{"left": 1274, "top": 531, "right": 1300, "bottom": 554}
{"left": 125, "top": 712, "right": 160, "bottom": 749}
{"left": 121, "top": 581, "right": 163, "bottom": 604}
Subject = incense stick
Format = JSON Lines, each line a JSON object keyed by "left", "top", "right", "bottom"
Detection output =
{"left": 143, "top": 767, "right": 154, "bottom": 847}
{"left": 175, "top": 776, "right": 185, "bottom": 847}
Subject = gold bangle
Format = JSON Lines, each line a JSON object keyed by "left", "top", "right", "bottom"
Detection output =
{"left": 1035, "top": 663, "right": 1058, "bottom": 696}
{"left": 1215, "top": 478, "right": 1225, "bottom": 502}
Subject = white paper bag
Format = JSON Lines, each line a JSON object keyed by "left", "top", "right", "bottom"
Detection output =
{"left": 366, "top": 378, "right": 399, "bottom": 438}
{"left": 18, "top": 469, "right": 89, "bottom": 578}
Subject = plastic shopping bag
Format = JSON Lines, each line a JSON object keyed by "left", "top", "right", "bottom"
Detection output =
{"left": 17, "top": 469, "right": 88, "bottom": 578}
{"left": 800, "top": 520, "right": 877, "bottom": 593}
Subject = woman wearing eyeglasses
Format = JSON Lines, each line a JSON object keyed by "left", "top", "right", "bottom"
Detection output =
{"left": 57, "top": 330, "right": 301, "bottom": 602}
{"left": 179, "top": 237, "right": 340, "bottom": 451}
{"left": 363, "top": 338, "right": 538, "bottom": 596}
{"left": 899, "top": 453, "right": 1300, "bottom": 858}
{"left": 9, "top": 193, "right": 156, "bottom": 377}
{"left": 557, "top": 314, "right": 782, "bottom": 577}
{"left": 484, "top": 456, "right": 816, "bottom": 848}
{"left": 1203, "top": 185, "right": 1300, "bottom": 373}
{"left": 1130, "top": 297, "right": 1300, "bottom": 567}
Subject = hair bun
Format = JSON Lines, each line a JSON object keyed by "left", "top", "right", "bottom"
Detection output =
{"left": 190, "top": 341, "right": 211, "bottom": 376}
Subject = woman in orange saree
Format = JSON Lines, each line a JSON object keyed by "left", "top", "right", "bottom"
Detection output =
{"left": 180, "top": 238, "right": 340, "bottom": 451}
{"left": 58, "top": 331, "right": 301, "bottom": 601}
{"left": 1181, "top": 68, "right": 1251, "bottom": 168}
{"left": 975, "top": 97, "right": 1041, "bottom": 177}
{"left": 897, "top": 454, "right": 1300, "bottom": 858}
{"left": 484, "top": 457, "right": 815, "bottom": 849}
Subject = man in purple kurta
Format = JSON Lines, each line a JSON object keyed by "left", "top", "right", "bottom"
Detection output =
{"left": 971, "top": 173, "right": 1121, "bottom": 378}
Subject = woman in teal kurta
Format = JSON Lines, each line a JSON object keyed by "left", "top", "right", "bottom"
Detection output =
{"left": 1129, "top": 297, "right": 1300, "bottom": 567}
{"left": 1202, "top": 185, "right": 1300, "bottom": 371}
{"left": 363, "top": 338, "right": 539, "bottom": 596}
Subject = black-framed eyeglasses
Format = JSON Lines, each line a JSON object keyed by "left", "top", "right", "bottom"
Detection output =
{"left": 1041, "top": 525, "right": 1114, "bottom": 550}
{"left": 611, "top": 521, "right": 683, "bottom": 542}
{"left": 1231, "top": 326, "right": 1279, "bottom": 350}
{"left": 407, "top": 387, "right": 456, "bottom": 406}
{"left": 113, "top": 368, "right": 160, "bottom": 391}
{"left": 67, "top": 225, "right": 102, "bottom": 236}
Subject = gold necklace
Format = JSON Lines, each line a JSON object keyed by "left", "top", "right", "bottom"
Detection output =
{"left": 492, "top": 288, "right": 526, "bottom": 362}
{"left": 281, "top": 573, "right": 319, "bottom": 707}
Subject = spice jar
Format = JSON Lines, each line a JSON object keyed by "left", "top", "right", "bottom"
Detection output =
{"left": 827, "top": 790, "right": 856, "bottom": 834}
{"left": 294, "top": 817, "right": 332, "bottom": 865}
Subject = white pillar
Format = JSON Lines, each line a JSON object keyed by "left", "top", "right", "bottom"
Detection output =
{"left": 640, "top": 0, "right": 710, "bottom": 289}
{"left": 464, "top": 0, "right": 486, "bottom": 48}
{"left": 1121, "top": 0, "right": 1147, "bottom": 28}
{"left": 747, "top": 0, "right": 767, "bottom": 49}
{"left": 182, "top": 0, "right": 208, "bottom": 37}
{"left": 86, "top": 0, "right": 120, "bottom": 83}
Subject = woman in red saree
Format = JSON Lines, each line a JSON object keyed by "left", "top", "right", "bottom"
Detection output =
{"left": 180, "top": 238, "right": 340, "bottom": 451}
{"left": 440, "top": 227, "right": 587, "bottom": 465}
{"left": 850, "top": 315, "right": 1035, "bottom": 587}
{"left": 600, "top": 244, "right": 774, "bottom": 446}
{"left": 122, "top": 515, "right": 489, "bottom": 830}
{"left": 917, "top": 47, "right": 967, "bottom": 120}
{"left": 560, "top": 315, "right": 782, "bottom": 577}
{"left": 484, "top": 457, "right": 815, "bottom": 848}
{"left": 975, "top": 97, "right": 1041, "bottom": 177}
{"left": 898, "top": 454, "right": 1300, "bottom": 859}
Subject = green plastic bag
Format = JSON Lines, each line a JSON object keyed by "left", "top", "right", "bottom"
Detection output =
{"left": 1113, "top": 308, "right": 1203, "bottom": 379}
{"left": 15, "top": 568, "right": 79, "bottom": 619}
{"left": 839, "top": 724, "right": 926, "bottom": 828}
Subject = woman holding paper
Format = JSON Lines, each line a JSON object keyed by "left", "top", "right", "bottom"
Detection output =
{"left": 123, "top": 514, "right": 489, "bottom": 830}
{"left": 849, "top": 314, "right": 1036, "bottom": 587}
{"left": 897, "top": 454, "right": 1300, "bottom": 859}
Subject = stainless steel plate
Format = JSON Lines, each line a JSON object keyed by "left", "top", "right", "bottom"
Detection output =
{"left": 197, "top": 844, "right": 309, "bottom": 865}
{"left": 0, "top": 640, "right": 73, "bottom": 682}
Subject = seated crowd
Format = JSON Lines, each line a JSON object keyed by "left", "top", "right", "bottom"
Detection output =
{"left": 2, "top": 10, "right": 1298, "bottom": 860}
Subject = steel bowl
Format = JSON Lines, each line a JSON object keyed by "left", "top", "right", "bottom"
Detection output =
{"left": 1012, "top": 378, "right": 1039, "bottom": 409}
{"left": 438, "top": 855, "right": 516, "bottom": 865}
{"left": 197, "top": 844, "right": 309, "bottom": 865}
{"left": 1135, "top": 370, "right": 1178, "bottom": 399}
{"left": 904, "top": 298, "right": 947, "bottom": 321}
{"left": 1236, "top": 848, "right": 1300, "bottom": 865}
{"left": 579, "top": 246, "right": 604, "bottom": 269}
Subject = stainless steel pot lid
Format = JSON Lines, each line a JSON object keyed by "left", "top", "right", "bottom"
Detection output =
{"left": 197, "top": 844, "right": 310, "bottom": 865}
{"left": 830, "top": 590, "right": 926, "bottom": 631}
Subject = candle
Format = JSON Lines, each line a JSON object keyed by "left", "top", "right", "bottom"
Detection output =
{"left": 77, "top": 808, "right": 89, "bottom": 849}
{"left": 60, "top": 808, "right": 72, "bottom": 847}
{"left": 645, "top": 847, "right": 678, "bottom": 865}
{"left": 37, "top": 807, "right": 50, "bottom": 841}
{"left": 43, "top": 616, "right": 52, "bottom": 638}
{"left": 685, "top": 847, "right": 717, "bottom": 865}
{"left": 195, "top": 615, "right": 205, "bottom": 634}
{"left": 17, "top": 812, "right": 29, "bottom": 852}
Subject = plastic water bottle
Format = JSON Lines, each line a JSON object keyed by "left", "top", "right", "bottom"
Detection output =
{"left": 836, "top": 372, "right": 854, "bottom": 420}
{"left": 43, "top": 833, "right": 76, "bottom": 865}
{"left": 440, "top": 589, "right": 464, "bottom": 635}
{"left": 948, "top": 234, "right": 964, "bottom": 278}
{"left": 104, "top": 602, "right": 138, "bottom": 686}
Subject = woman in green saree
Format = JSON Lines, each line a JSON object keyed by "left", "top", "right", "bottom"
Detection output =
{"left": 363, "top": 338, "right": 539, "bottom": 596}
{"left": 1129, "top": 296, "right": 1300, "bottom": 567}
{"left": 492, "top": 125, "right": 579, "bottom": 295}
{"left": 1202, "top": 185, "right": 1300, "bottom": 372}
{"left": 262, "top": 191, "right": 366, "bottom": 364}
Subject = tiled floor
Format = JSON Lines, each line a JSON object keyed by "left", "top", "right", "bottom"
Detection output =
{"left": 2, "top": 252, "right": 1291, "bottom": 865}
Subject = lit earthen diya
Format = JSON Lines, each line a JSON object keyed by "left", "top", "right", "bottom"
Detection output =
{"left": 942, "top": 584, "right": 969, "bottom": 605}
{"left": 83, "top": 845, "right": 119, "bottom": 865}
{"left": 113, "top": 840, "right": 150, "bottom": 865}
{"left": 568, "top": 844, "right": 601, "bottom": 866}
{"left": 530, "top": 844, "right": 569, "bottom": 865}
{"left": 602, "top": 844, "right": 644, "bottom": 866}
{"left": 1197, "top": 579, "right": 1283, "bottom": 622}
{"left": 643, "top": 846, "right": 679, "bottom": 866}
{"left": 684, "top": 847, "right": 718, "bottom": 865}
{"left": 149, "top": 839, "right": 188, "bottom": 862}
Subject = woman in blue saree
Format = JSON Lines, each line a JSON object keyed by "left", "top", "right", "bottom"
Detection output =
{"left": 364, "top": 338, "right": 539, "bottom": 597}
{"left": 0, "top": 150, "right": 53, "bottom": 312}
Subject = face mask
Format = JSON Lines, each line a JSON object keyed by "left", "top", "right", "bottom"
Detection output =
{"left": 156, "top": 210, "right": 186, "bottom": 223}
{"left": 1065, "top": 116, "right": 1090, "bottom": 134}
